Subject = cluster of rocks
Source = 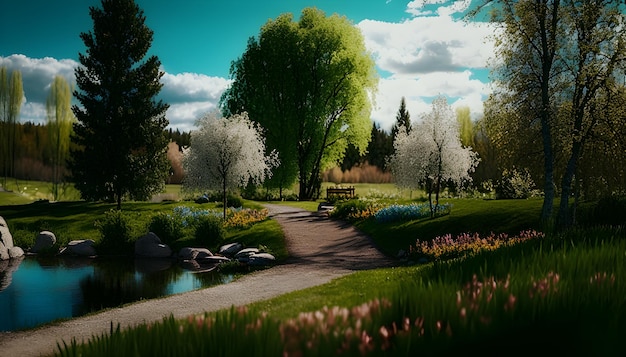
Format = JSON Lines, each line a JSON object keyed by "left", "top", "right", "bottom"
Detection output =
{"left": 137, "top": 235, "right": 276, "bottom": 270}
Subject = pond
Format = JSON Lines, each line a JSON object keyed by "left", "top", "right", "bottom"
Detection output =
{"left": 0, "top": 256, "right": 233, "bottom": 331}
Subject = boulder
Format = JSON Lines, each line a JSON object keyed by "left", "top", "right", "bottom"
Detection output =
{"left": 31, "top": 231, "right": 56, "bottom": 254}
{"left": 60, "top": 240, "right": 97, "bottom": 257}
{"left": 178, "top": 247, "right": 213, "bottom": 261}
{"left": 218, "top": 242, "right": 243, "bottom": 257}
{"left": 8, "top": 246, "right": 24, "bottom": 259}
{"left": 234, "top": 247, "right": 259, "bottom": 258}
{"left": 0, "top": 216, "right": 15, "bottom": 260}
{"left": 247, "top": 253, "right": 276, "bottom": 266}
{"left": 135, "top": 232, "right": 173, "bottom": 258}
{"left": 197, "top": 255, "right": 231, "bottom": 264}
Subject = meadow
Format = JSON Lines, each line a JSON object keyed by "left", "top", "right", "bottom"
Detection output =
{"left": 1, "top": 181, "right": 624, "bottom": 356}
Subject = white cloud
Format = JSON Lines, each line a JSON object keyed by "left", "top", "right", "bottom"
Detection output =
{"left": 0, "top": 55, "right": 230, "bottom": 131}
{"left": 359, "top": 0, "right": 497, "bottom": 131}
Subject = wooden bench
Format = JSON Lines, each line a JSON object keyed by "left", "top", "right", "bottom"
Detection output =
{"left": 326, "top": 186, "right": 355, "bottom": 200}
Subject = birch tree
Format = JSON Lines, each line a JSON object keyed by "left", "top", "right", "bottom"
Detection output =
{"left": 389, "top": 97, "right": 479, "bottom": 217}
{"left": 182, "top": 111, "right": 278, "bottom": 219}
{"left": 46, "top": 75, "right": 74, "bottom": 201}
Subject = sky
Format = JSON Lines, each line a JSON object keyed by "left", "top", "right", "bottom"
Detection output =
{"left": 0, "top": 0, "right": 497, "bottom": 132}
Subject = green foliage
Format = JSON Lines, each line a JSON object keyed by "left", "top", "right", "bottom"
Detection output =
{"left": 192, "top": 214, "right": 225, "bottom": 248}
{"left": 148, "top": 211, "right": 185, "bottom": 245}
{"left": 577, "top": 195, "right": 626, "bottom": 227}
{"left": 329, "top": 199, "right": 380, "bottom": 222}
{"left": 222, "top": 7, "right": 378, "bottom": 200}
{"left": 95, "top": 209, "right": 135, "bottom": 253}
{"left": 495, "top": 167, "right": 537, "bottom": 199}
{"left": 71, "top": 0, "right": 169, "bottom": 209}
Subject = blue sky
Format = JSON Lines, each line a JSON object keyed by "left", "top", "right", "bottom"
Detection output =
{"left": 0, "top": 0, "right": 497, "bottom": 132}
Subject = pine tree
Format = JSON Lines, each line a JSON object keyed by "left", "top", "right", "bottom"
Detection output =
{"left": 391, "top": 96, "right": 411, "bottom": 141}
{"left": 71, "top": 0, "right": 169, "bottom": 209}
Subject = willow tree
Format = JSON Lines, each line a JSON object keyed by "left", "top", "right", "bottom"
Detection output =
{"left": 71, "top": 0, "right": 169, "bottom": 209}
{"left": 221, "top": 8, "right": 377, "bottom": 200}
{"left": 0, "top": 67, "right": 24, "bottom": 188}
{"left": 46, "top": 75, "right": 74, "bottom": 201}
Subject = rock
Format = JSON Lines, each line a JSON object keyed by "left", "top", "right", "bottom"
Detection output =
{"left": 135, "top": 232, "right": 173, "bottom": 258}
{"left": 218, "top": 242, "right": 243, "bottom": 257}
{"left": 195, "top": 194, "right": 209, "bottom": 204}
{"left": 31, "top": 231, "right": 56, "bottom": 254}
{"left": 8, "top": 246, "right": 24, "bottom": 258}
{"left": 178, "top": 247, "right": 213, "bottom": 261}
{"left": 61, "top": 240, "right": 97, "bottom": 257}
{"left": 234, "top": 247, "right": 259, "bottom": 258}
{"left": 197, "top": 255, "right": 231, "bottom": 264}
{"left": 0, "top": 243, "right": 8, "bottom": 261}
{"left": 0, "top": 256, "right": 23, "bottom": 291}
{"left": 247, "top": 252, "right": 276, "bottom": 266}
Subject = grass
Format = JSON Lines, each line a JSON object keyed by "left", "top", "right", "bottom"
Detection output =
{"left": 357, "top": 198, "right": 545, "bottom": 257}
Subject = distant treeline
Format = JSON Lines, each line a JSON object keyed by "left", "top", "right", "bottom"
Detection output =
{"left": 0, "top": 122, "right": 190, "bottom": 184}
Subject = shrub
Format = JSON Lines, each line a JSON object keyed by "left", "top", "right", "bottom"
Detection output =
{"left": 193, "top": 215, "right": 225, "bottom": 248}
{"left": 374, "top": 203, "right": 451, "bottom": 223}
{"left": 224, "top": 208, "right": 269, "bottom": 229}
{"left": 577, "top": 195, "right": 626, "bottom": 227}
{"left": 95, "top": 209, "right": 135, "bottom": 253}
{"left": 148, "top": 212, "right": 185, "bottom": 245}
{"left": 495, "top": 167, "right": 536, "bottom": 199}
{"left": 329, "top": 199, "right": 381, "bottom": 221}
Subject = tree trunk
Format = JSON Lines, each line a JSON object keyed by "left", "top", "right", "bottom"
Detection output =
{"left": 557, "top": 141, "right": 582, "bottom": 228}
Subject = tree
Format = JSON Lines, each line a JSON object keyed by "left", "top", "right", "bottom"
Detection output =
{"left": 388, "top": 96, "right": 479, "bottom": 217}
{"left": 221, "top": 7, "right": 377, "bottom": 200}
{"left": 456, "top": 106, "right": 474, "bottom": 148}
{"left": 555, "top": 0, "right": 626, "bottom": 227}
{"left": 182, "top": 111, "right": 278, "bottom": 219}
{"left": 71, "top": 0, "right": 170, "bottom": 209}
{"left": 391, "top": 96, "right": 411, "bottom": 141}
{"left": 0, "top": 67, "right": 24, "bottom": 188}
{"left": 475, "top": 0, "right": 626, "bottom": 227}
{"left": 472, "top": 0, "right": 562, "bottom": 224}
{"left": 46, "top": 75, "right": 74, "bottom": 201}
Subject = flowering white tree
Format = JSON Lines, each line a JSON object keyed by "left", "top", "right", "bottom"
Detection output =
{"left": 388, "top": 96, "right": 479, "bottom": 217}
{"left": 183, "top": 111, "right": 278, "bottom": 218}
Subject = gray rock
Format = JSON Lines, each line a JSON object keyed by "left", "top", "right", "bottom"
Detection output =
{"left": 31, "top": 231, "right": 56, "bottom": 253}
{"left": 135, "top": 232, "right": 173, "bottom": 258}
{"left": 197, "top": 255, "right": 231, "bottom": 264}
{"left": 178, "top": 247, "right": 213, "bottom": 261}
{"left": 234, "top": 247, "right": 259, "bottom": 258}
{"left": 8, "top": 246, "right": 24, "bottom": 259}
{"left": 247, "top": 252, "right": 276, "bottom": 266}
{"left": 61, "top": 240, "right": 97, "bottom": 257}
{"left": 218, "top": 242, "right": 243, "bottom": 257}
{"left": 0, "top": 242, "right": 8, "bottom": 261}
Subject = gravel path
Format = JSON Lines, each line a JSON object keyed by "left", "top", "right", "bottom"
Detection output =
{"left": 0, "top": 204, "right": 394, "bottom": 356}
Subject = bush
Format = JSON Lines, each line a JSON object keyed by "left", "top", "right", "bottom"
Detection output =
{"left": 496, "top": 167, "right": 537, "bottom": 199}
{"left": 148, "top": 212, "right": 185, "bottom": 245}
{"left": 329, "top": 199, "right": 380, "bottom": 221}
{"left": 577, "top": 195, "right": 626, "bottom": 227}
{"left": 374, "top": 202, "right": 451, "bottom": 223}
{"left": 193, "top": 215, "right": 225, "bottom": 248}
{"left": 95, "top": 209, "right": 134, "bottom": 253}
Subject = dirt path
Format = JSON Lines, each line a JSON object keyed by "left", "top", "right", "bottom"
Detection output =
{"left": 0, "top": 204, "right": 394, "bottom": 356}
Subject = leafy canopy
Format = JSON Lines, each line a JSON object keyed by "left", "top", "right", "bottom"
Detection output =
{"left": 221, "top": 7, "right": 378, "bottom": 199}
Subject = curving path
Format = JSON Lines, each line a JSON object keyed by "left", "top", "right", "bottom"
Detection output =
{"left": 0, "top": 204, "right": 394, "bottom": 356}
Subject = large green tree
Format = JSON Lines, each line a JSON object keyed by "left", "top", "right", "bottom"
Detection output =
{"left": 0, "top": 67, "right": 24, "bottom": 188}
{"left": 71, "top": 0, "right": 169, "bottom": 209}
{"left": 221, "top": 8, "right": 378, "bottom": 199}
{"left": 46, "top": 75, "right": 74, "bottom": 201}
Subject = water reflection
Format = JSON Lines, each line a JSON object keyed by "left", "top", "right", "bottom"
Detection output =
{"left": 0, "top": 256, "right": 233, "bottom": 331}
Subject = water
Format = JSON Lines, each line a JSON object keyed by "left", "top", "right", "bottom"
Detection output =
{"left": 0, "top": 256, "right": 233, "bottom": 331}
